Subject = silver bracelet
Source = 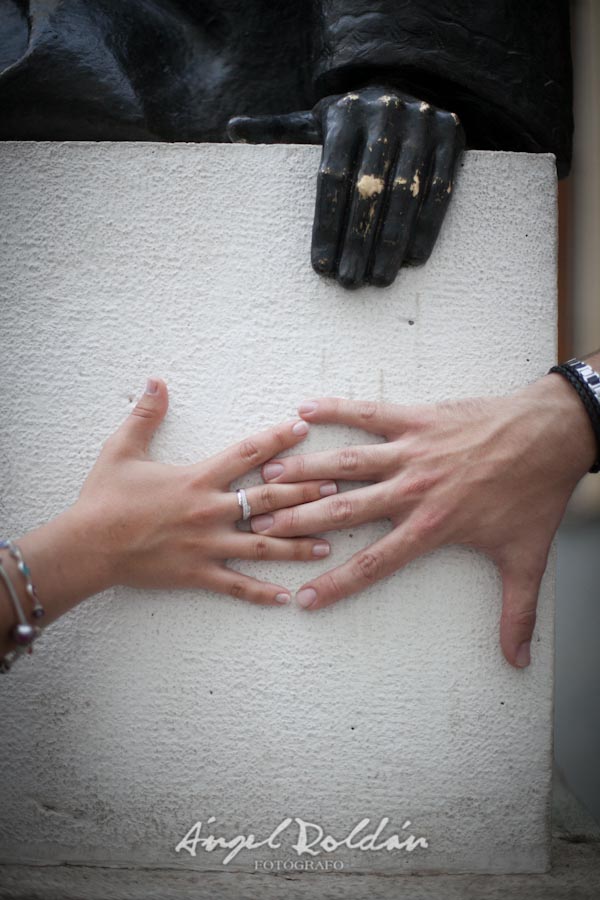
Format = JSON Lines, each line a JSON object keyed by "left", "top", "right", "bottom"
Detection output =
{"left": 565, "top": 358, "right": 600, "bottom": 403}
{"left": 0, "top": 544, "right": 44, "bottom": 673}
{"left": 0, "top": 539, "right": 45, "bottom": 619}
{"left": 549, "top": 358, "right": 600, "bottom": 473}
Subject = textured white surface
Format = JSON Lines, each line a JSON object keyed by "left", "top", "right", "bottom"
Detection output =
{"left": 0, "top": 143, "right": 557, "bottom": 876}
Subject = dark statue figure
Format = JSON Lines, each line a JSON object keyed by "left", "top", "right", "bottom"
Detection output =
{"left": 0, "top": 1, "right": 572, "bottom": 289}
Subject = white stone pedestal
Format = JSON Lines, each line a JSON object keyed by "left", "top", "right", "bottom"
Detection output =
{"left": 0, "top": 144, "right": 557, "bottom": 878}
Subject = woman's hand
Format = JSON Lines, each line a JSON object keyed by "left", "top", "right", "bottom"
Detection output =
{"left": 1, "top": 378, "right": 337, "bottom": 660}
{"left": 73, "top": 379, "right": 335, "bottom": 605}
{"left": 252, "top": 375, "right": 597, "bottom": 667}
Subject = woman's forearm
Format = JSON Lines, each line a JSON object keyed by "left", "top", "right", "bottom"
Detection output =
{"left": 0, "top": 504, "right": 111, "bottom": 659}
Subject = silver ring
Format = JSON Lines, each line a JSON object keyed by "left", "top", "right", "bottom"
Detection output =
{"left": 236, "top": 488, "right": 252, "bottom": 522}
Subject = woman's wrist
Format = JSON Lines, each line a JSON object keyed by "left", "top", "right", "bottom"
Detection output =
{"left": 16, "top": 502, "right": 117, "bottom": 626}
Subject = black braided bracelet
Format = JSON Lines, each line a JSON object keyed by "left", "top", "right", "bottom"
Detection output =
{"left": 549, "top": 361, "right": 600, "bottom": 473}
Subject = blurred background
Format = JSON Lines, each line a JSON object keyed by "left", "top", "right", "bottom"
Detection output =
{"left": 554, "top": 0, "right": 600, "bottom": 826}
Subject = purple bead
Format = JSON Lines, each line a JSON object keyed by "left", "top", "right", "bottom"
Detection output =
{"left": 33, "top": 606, "right": 45, "bottom": 619}
{"left": 12, "top": 623, "right": 35, "bottom": 646}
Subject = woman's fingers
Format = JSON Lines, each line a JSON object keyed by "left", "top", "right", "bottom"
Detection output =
{"left": 219, "top": 533, "right": 330, "bottom": 562}
{"left": 203, "top": 419, "right": 310, "bottom": 487}
{"left": 228, "top": 479, "right": 338, "bottom": 520}
{"left": 203, "top": 566, "right": 294, "bottom": 606}
{"left": 108, "top": 377, "right": 169, "bottom": 459}
{"left": 251, "top": 483, "right": 388, "bottom": 537}
{"left": 293, "top": 516, "right": 436, "bottom": 611}
{"left": 261, "top": 443, "right": 397, "bottom": 485}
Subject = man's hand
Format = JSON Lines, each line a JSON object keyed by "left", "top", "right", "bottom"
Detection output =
{"left": 250, "top": 376, "right": 597, "bottom": 668}
{"left": 227, "top": 86, "right": 465, "bottom": 289}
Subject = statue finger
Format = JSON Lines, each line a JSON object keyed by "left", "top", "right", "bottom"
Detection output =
{"left": 334, "top": 131, "right": 399, "bottom": 289}
{"left": 405, "top": 112, "right": 465, "bottom": 265}
{"left": 310, "top": 121, "right": 360, "bottom": 279}
{"left": 226, "top": 111, "right": 321, "bottom": 145}
{"left": 367, "top": 119, "right": 430, "bottom": 287}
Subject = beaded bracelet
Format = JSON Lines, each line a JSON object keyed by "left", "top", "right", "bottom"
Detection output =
{"left": 0, "top": 541, "right": 44, "bottom": 673}
{"left": 549, "top": 359, "right": 600, "bottom": 473}
{"left": 0, "top": 540, "right": 45, "bottom": 619}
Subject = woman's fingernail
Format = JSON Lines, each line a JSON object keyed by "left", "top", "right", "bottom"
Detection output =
{"left": 275, "top": 593, "right": 291, "bottom": 605}
{"left": 299, "top": 401, "right": 318, "bottom": 415}
{"left": 264, "top": 463, "right": 284, "bottom": 480}
{"left": 145, "top": 379, "right": 159, "bottom": 395}
{"left": 312, "top": 542, "right": 330, "bottom": 558}
{"left": 516, "top": 641, "right": 531, "bottom": 668}
{"left": 296, "top": 587, "right": 318, "bottom": 609}
{"left": 319, "top": 482, "right": 337, "bottom": 497}
{"left": 292, "top": 420, "right": 310, "bottom": 436}
{"left": 252, "top": 514, "right": 274, "bottom": 533}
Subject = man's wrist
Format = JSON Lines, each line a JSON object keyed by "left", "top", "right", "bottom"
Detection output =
{"left": 524, "top": 372, "right": 598, "bottom": 479}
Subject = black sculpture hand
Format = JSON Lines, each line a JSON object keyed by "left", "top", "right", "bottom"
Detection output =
{"left": 227, "top": 86, "right": 465, "bottom": 289}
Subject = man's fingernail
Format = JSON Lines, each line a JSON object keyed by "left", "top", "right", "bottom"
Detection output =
{"left": 299, "top": 401, "right": 318, "bottom": 415}
{"left": 145, "top": 379, "right": 159, "bottom": 395}
{"left": 516, "top": 641, "right": 531, "bottom": 668}
{"left": 264, "top": 463, "right": 284, "bottom": 480}
{"left": 320, "top": 482, "right": 337, "bottom": 497}
{"left": 275, "top": 593, "right": 291, "bottom": 605}
{"left": 252, "top": 514, "right": 274, "bottom": 533}
{"left": 292, "top": 420, "right": 310, "bottom": 435}
{"left": 296, "top": 587, "right": 318, "bottom": 609}
{"left": 312, "top": 542, "right": 330, "bottom": 558}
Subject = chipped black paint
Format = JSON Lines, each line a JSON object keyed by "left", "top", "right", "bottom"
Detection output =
{"left": 232, "top": 87, "right": 465, "bottom": 288}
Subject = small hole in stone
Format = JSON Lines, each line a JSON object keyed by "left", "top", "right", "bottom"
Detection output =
{"left": 350, "top": 726, "right": 355, "bottom": 730}
{"left": 500, "top": 701, "right": 505, "bottom": 705}
{"left": 408, "top": 319, "right": 415, "bottom": 326}
{"left": 128, "top": 395, "right": 134, "bottom": 403}
{"left": 209, "top": 690, "right": 213, "bottom": 695}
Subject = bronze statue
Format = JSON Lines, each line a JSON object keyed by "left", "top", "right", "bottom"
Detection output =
{"left": 0, "top": 1, "right": 572, "bottom": 288}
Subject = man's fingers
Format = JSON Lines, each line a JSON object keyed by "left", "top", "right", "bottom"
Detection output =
{"left": 227, "top": 111, "right": 321, "bottom": 144}
{"left": 204, "top": 419, "right": 310, "bottom": 486}
{"left": 296, "top": 396, "right": 408, "bottom": 436}
{"left": 261, "top": 443, "right": 396, "bottom": 485}
{"left": 499, "top": 561, "right": 544, "bottom": 669}
{"left": 203, "top": 566, "right": 294, "bottom": 607}
{"left": 294, "top": 517, "right": 436, "bottom": 611}
{"left": 251, "top": 483, "right": 388, "bottom": 537}
{"left": 218, "top": 533, "right": 330, "bottom": 563}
